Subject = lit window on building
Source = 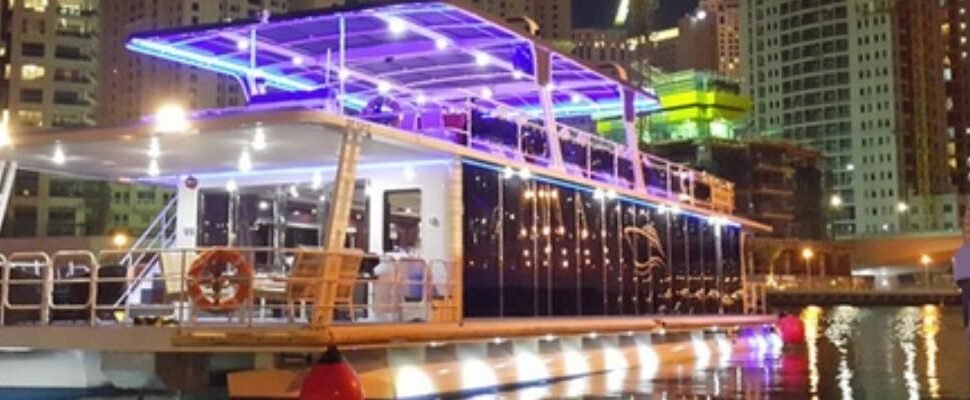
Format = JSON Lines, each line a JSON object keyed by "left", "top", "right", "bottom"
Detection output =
{"left": 24, "top": 0, "right": 48, "bottom": 12}
{"left": 21, "top": 64, "right": 45, "bottom": 81}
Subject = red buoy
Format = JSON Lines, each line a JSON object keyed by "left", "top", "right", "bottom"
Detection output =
{"left": 300, "top": 346, "right": 364, "bottom": 400}
{"left": 778, "top": 315, "right": 806, "bottom": 345}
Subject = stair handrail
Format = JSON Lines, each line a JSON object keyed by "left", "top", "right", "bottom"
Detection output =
{"left": 112, "top": 197, "right": 178, "bottom": 307}
{"left": 120, "top": 197, "right": 177, "bottom": 265}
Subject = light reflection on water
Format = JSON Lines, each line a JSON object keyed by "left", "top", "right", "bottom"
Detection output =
{"left": 498, "top": 306, "right": 970, "bottom": 399}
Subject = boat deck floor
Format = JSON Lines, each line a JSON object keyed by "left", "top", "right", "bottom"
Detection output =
{"left": 0, "top": 315, "right": 775, "bottom": 353}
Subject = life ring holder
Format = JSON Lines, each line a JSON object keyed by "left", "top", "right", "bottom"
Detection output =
{"left": 187, "top": 249, "right": 254, "bottom": 314}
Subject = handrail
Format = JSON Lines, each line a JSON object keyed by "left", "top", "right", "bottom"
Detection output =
{"left": 4, "top": 252, "right": 53, "bottom": 325}
{"left": 113, "top": 197, "right": 178, "bottom": 307}
{"left": 120, "top": 196, "right": 177, "bottom": 265}
{"left": 50, "top": 250, "right": 99, "bottom": 325}
{"left": 0, "top": 254, "right": 6, "bottom": 326}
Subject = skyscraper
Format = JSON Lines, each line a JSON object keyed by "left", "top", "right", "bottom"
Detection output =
{"left": 99, "top": 0, "right": 291, "bottom": 127}
{"left": 944, "top": 0, "right": 970, "bottom": 193}
{"left": 0, "top": 0, "right": 99, "bottom": 130}
{"left": 741, "top": 0, "right": 956, "bottom": 238}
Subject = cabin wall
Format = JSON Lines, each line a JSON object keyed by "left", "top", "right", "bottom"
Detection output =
{"left": 461, "top": 161, "right": 743, "bottom": 318}
{"left": 361, "top": 162, "right": 453, "bottom": 262}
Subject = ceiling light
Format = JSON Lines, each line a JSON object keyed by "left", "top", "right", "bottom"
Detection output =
{"left": 377, "top": 81, "right": 391, "bottom": 94}
{"left": 403, "top": 166, "right": 415, "bottom": 181}
{"left": 416, "top": 93, "right": 427, "bottom": 105}
{"left": 226, "top": 179, "right": 238, "bottom": 192}
{"left": 481, "top": 87, "right": 493, "bottom": 99}
{"left": 258, "top": 200, "right": 270, "bottom": 211}
{"left": 147, "top": 136, "right": 161, "bottom": 158}
{"left": 571, "top": 93, "right": 582, "bottom": 104}
{"left": 292, "top": 56, "right": 304, "bottom": 66}
{"left": 236, "top": 39, "right": 250, "bottom": 51}
{"left": 154, "top": 103, "right": 189, "bottom": 134}
{"left": 311, "top": 171, "right": 323, "bottom": 189}
{"left": 52, "top": 143, "right": 66, "bottom": 165}
{"left": 252, "top": 128, "right": 267, "bottom": 151}
{"left": 238, "top": 150, "right": 253, "bottom": 172}
{"left": 338, "top": 68, "right": 350, "bottom": 81}
{"left": 147, "top": 159, "right": 160, "bottom": 177}
{"left": 474, "top": 51, "right": 490, "bottom": 66}
{"left": 435, "top": 37, "right": 449, "bottom": 50}
{"left": 387, "top": 17, "right": 407, "bottom": 35}
{"left": 512, "top": 70, "right": 524, "bottom": 80}
{"left": 0, "top": 110, "right": 11, "bottom": 149}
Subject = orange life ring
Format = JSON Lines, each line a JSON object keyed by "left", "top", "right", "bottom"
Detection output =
{"left": 187, "top": 249, "right": 254, "bottom": 313}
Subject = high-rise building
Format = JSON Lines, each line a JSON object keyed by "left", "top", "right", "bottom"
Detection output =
{"left": 0, "top": 0, "right": 99, "bottom": 130}
{"left": 641, "top": 0, "right": 739, "bottom": 76}
{"left": 741, "top": 0, "right": 957, "bottom": 238}
{"left": 699, "top": 0, "right": 741, "bottom": 77}
{"left": 0, "top": 0, "right": 103, "bottom": 239}
{"left": 570, "top": 28, "right": 631, "bottom": 65}
{"left": 99, "top": 0, "right": 291, "bottom": 127}
{"left": 944, "top": 0, "right": 970, "bottom": 193}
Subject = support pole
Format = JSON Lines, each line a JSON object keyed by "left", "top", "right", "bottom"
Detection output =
{"left": 534, "top": 49, "right": 565, "bottom": 171}
{"left": 621, "top": 88, "right": 647, "bottom": 192}
{"left": 323, "top": 125, "right": 363, "bottom": 251}
{"left": 0, "top": 162, "right": 16, "bottom": 233}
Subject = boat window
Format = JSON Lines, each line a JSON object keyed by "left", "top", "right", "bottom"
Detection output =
{"left": 383, "top": 189, "right": 421, "bottom": 253}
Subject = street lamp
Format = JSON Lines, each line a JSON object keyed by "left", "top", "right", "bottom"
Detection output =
{"left": 829, "top": 194, "right": 843, "bottom": 208}
{"left": 802, "top": 248, "right": 815, "bottom": 287}
{"left": 920, "top": 254, "right": 932, "bottom": 289}
{"left": 896, "top": 202, "right": 909, "bottom": 213}
{"left": 112, "top": 232, "right": 130, "bottom": 250}
{"left": 155, "top": 103, "right": 189, "bottom": 134}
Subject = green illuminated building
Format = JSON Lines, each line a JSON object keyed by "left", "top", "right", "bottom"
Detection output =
{"left": 643, "top": 70, "right": 751, "bottom": 143}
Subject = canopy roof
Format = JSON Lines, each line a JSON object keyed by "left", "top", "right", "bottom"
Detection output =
{"left": 126, "top": 0, "right": 658, "bottom": 119}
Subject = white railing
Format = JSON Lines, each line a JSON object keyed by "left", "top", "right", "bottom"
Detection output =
{"left": 113, "top": 197, "right": 178, "bottom": 308}
{"left": 0, "top": 248, "right": 460, "bottom": 329}
{"left": 358, "top": 111, "right": 735, "bottom": 214}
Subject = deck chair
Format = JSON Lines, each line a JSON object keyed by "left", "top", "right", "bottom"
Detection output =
{"left": 285, "top": 248, "right": 364, "bottom": 326}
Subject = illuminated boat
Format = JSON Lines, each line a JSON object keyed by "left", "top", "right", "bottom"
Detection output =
{"left": 0, "top": 1, "right": 776, "bottom": 398}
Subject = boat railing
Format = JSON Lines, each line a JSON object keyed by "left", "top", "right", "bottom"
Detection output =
{"left": 114, "top": 197, "right": 178, "bottom": 308}
{"left": 356, "top": 109, "right": 733, "bottom": 213}
{"left": 0, "top": 247, "right": 460, "bottom": 329}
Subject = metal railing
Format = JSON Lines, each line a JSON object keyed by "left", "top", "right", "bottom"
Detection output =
{"left": 358, "top": 110, "right": 735, "bottom": 214}
{"left": 114, "top": 197, "right": 178, "bottom": 308}
{"left": 0, "top": 248, "right": 460, "bottom": 329}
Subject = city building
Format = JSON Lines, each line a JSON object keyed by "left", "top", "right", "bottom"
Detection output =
{"left": 644, "top": 70, "right": 751, "bottom": 142}
{"left": 570, "top": 28, "right": 631, "bottom": 65}
{"left": 636, "top": 0, "right": 739, "bottom": 76}
{"left": 741, "top": 0, "right": 957, "bottom": 238}
{"left": 0, "top": 0, "right": 99, "bottom": 130}
{"left": 944, "top": 0, "right": 970, "bottom": 193}
{"left": 698, "top": 0, "right": 742, "bottom": 77}
{"left": 0, "top": 0, "right": 101, "bottom": 239}
{"left": 99, "top": 0, "right": 292, "bottom": 127}
{"left": 646, "top": 139, "right": 825, "bottom": 240}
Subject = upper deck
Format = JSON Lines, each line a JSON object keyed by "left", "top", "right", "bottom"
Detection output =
{"left": 115, "top": 0, "right": 739, "bottom": 216}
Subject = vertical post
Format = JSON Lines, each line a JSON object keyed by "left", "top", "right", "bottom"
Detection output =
{"left": 0, "top": 162, "right": 17, "bottom": 233}
{"left": 247, "top": 29, "right": 258, "bottom": 94}
{"left": 534, "top": 48, "right": 565, "bottom": 171}
{"left": 447, "top": 157, "right": 464, "bottom": 324}
{"left": 174, "top": 176, "right": 199, "bottom": 248}
{"left": 714, "top": 224, "right": 724, "bottom": 314}
{"left": 323, "top": 126, "right": 363, "bottom": 251}
{"left": 312, "top": 124, "right": 362, "bottom": 328}
{"left": 338, "top": 16, "right": 347, "bottom": 115}
{"left": 621, "top": 87, "right": 647, "bottom": 192}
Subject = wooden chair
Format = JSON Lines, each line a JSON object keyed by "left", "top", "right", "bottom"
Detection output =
{"left": 284, "top": 248, "right": 364, "bottom": 326}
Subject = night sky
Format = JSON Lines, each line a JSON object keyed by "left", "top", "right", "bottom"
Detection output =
{"left": 573, "top": 0, "right": 700, "bottom": 29}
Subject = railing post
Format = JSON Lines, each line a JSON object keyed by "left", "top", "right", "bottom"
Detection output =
{"left": 0, "top": 161, "right": 17, "bottom": 233}
{"left": 621, "top": 87, "right": 647, "bottom": 192}
{"left": 0, "top": 254, "right": 6, "bottom": 327}
{"left": 534, "top": 48, "right": 565, "bottom": 171}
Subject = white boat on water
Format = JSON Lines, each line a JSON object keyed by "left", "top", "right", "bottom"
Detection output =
{"left": 0, "top": 2, "right": 776, "bottom": 398}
